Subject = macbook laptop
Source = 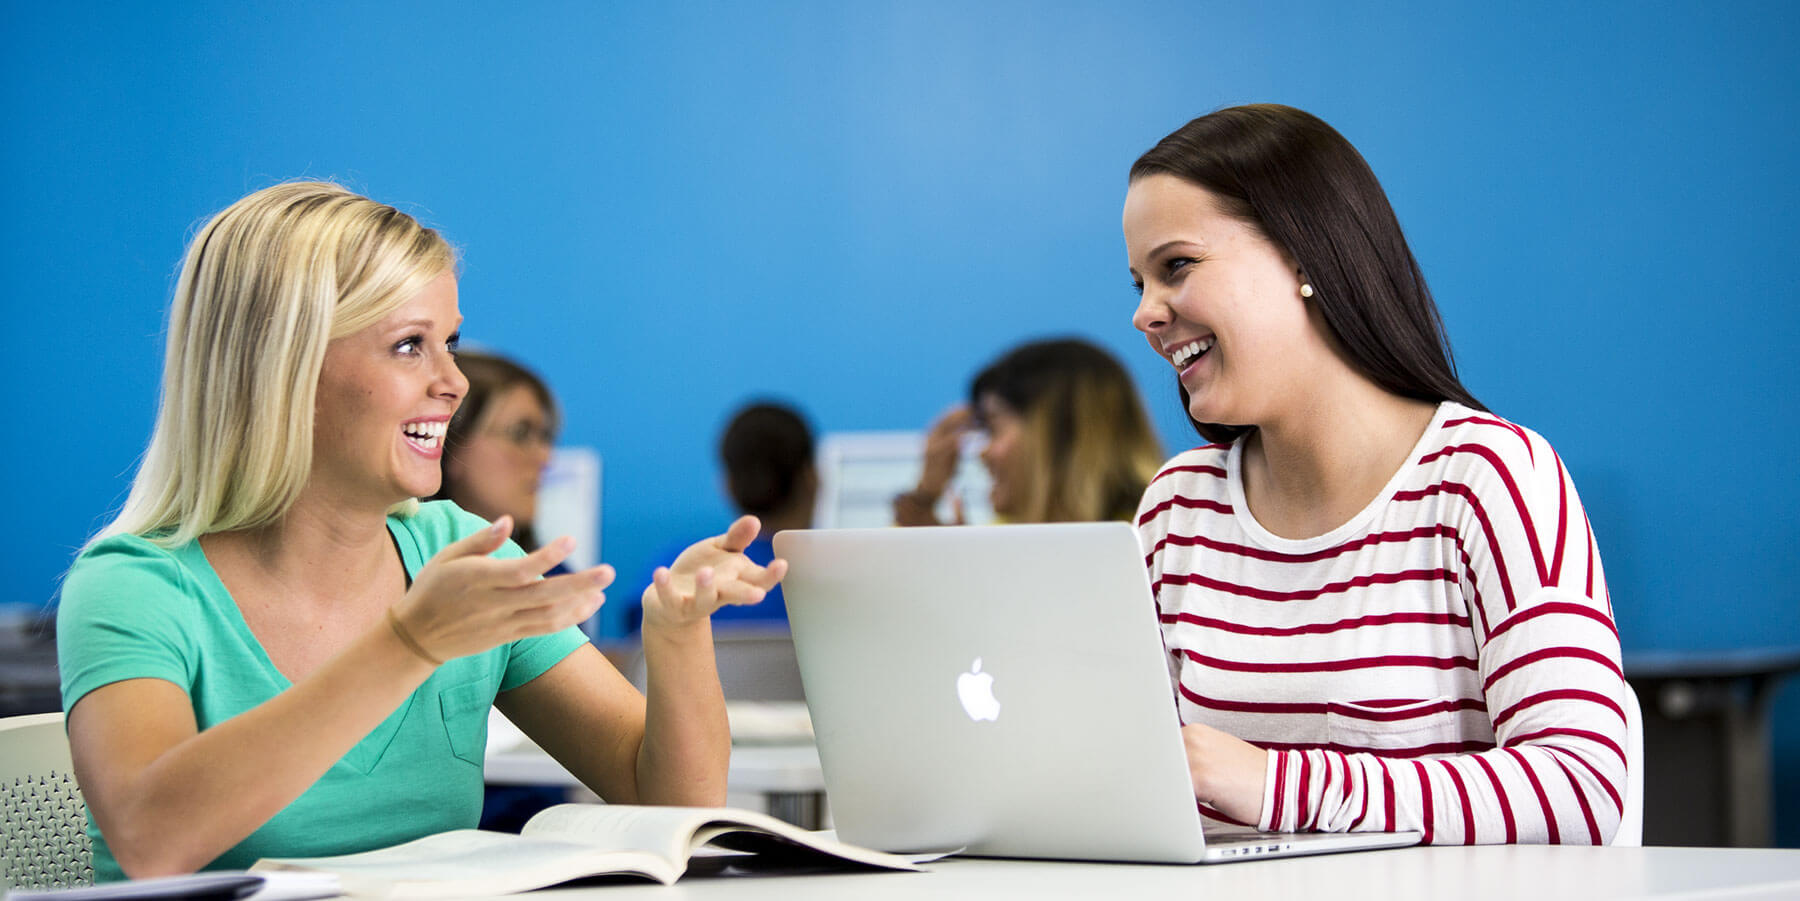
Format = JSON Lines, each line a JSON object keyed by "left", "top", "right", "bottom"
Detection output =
{"left": 772, "top": 522, "right": 1422, "bottom": 864}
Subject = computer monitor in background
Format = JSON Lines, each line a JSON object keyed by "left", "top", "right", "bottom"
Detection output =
{"left": 811, "top": 431, "right": 993, "bottom": 529}
{"left": 536, "top": 446, "right": 602, "bottom": 571}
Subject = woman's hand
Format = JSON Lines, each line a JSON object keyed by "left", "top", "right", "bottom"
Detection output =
{"left": 393, "top": 515, "right": 615, "bottom": 663}
{"left": 640, "top": 515, "right": 788, "bottom": 632}
{"left": 894, "top": 405, "right": 973, "bottom": 526}
{"left": 1182, "top": 722, "right": 1270, "bottom": 826}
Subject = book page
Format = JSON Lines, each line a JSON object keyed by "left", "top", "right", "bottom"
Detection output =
{"left": 521, "top": 804, "right": 709, "bottom": 864}
{"left": 523, "top": 805, "right": 921, "bottom": 873}
{"left": 254, "top": 830, "right": 675, "bottom": 896}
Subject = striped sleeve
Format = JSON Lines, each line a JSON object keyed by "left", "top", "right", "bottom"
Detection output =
{"left": 1259, "top": 422, "right": 1626, "bottom": 844}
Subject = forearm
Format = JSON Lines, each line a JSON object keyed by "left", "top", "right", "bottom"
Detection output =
{"left": 1265, "top": 740, "right": 1621, "bottom": 845}
{"left": 633, "top": 619, "right": 731, "bottom": 806}
{"left": 88, "top": 625, "right": 434, "bottom": 876}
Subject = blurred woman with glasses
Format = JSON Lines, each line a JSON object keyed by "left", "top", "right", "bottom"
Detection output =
{"left": 430, "top": 350, "right": 562, "bottom": 558}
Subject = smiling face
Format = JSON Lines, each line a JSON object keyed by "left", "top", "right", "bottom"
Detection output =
{"left": 444, "top": 383, "right": 555, "bottom": 526}
{"left": 976, "top": 392, "right": 1030, "bottom": 518}
{"left": 1124, "top": 173, "right": 1330, "bottom": 431}
{"left": 312, "top": 270, "right": 467, "bottom": 509}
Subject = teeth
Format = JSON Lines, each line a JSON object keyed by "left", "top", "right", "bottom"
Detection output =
{"left": 1170, "top": 338, "right": 1214, "bottom": 367}
{"left": 403, "top": 421, "right": 446, "bottom": 447}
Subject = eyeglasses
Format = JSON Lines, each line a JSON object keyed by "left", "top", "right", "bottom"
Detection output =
{"left": 488, "top": 421, "right": 557, "bottom": 449}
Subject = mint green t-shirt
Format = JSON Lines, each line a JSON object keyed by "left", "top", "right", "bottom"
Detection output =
{"left": 56, "top": 500, "right": 590, "bottom": 881}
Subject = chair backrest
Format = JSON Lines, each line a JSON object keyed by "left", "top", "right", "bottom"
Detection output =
{"left": 1614, "top": 681, "right": 1645, "bottom": 846}
{"left": 0, "top": 711, "right": 94, "bottom": 890}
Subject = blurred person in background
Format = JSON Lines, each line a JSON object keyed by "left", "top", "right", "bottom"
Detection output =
{"left": 629, "top": 401, "right": 815, "bottom": 631}
{"left": 893, "top": 337, "right": 1163, "bottom": 526}
{"left": 429, "top": 350, "right": 560, "bottom": 559}
{"left": 713, "top": 401, "right": 816, "bottom": 624}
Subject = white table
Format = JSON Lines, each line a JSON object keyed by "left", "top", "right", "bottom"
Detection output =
{"left": 439, "top": 845, "right": 1800, "bottom": 900}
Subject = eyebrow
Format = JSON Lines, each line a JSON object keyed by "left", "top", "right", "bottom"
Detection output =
{"left": 388, "top": 316, "right": 463, "bottom": 332}
{"left": 1147, "top": 238, "right": 1201, "bottom": 258}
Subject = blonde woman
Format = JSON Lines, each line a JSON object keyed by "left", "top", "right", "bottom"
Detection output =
{"left": 56, "top": 182, "right": 783, "bottom": 880}
{"left": 894, "top": 337, "right": 1164, "bottom": 526}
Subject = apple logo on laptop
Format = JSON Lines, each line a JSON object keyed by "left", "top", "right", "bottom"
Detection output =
{"left": 957, "top": 657, "right": 1001, "bottom": 722}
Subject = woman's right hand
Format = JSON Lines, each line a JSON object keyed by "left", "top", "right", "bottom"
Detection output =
{"left": 894, "top": 405, "right": 973, "bottom": 526}
{"left": 391, "top": 515, "right": 614, "bottom": 663}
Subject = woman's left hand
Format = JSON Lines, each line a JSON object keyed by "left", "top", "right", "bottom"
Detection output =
{"left": 640, "top": 515, "right": 788, "bottom": 632}
{"left": 1182, "top": 722, "right": 1270, "bottom": 826}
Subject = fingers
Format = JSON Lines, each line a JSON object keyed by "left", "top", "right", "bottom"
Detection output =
{"left": 930, "top": 404, "right": 973, "bottom": 437}
{"left": 694, "top": 566, "right": 719, "bottom": 612}
{"left": 429, "top": 515, "right": 514, "bottom": 565}
{"left": 649, "top": 566, "right": 681, "bottom": 613}
{"left": 918, "top": 409, "right": 967, "bottom": 497}
{"left": 509, "top": 535, "right": 577, "bottom": 583}
{"left": 893, "top": 492, "right": 939, "bottom": 527}
{"left": 734, "top": 556, "right": 787, "bottom": 591}
{"left": 508, "top": 564, "right": 613, "bottom": 634}
{"left": 716, "top": 515, "right": 761, "bottom": 554}
{"left": 593, "top": 563, "right": 617, "bottom": 589}
{"left": 757, "top": 558, "right": 789, "bottom": 593}
{"left": 952, "top": 495, "right": 967, "bottom": 525}
{"left": 711, "top": 557, "right": 786, "bottom": 607}
{"left": 515, "top": 563, "right": 613, "bottom": 602}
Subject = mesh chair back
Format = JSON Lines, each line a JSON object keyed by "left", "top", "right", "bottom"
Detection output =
{"left": 1, "top": 712, "right": 94, "bottom": 890}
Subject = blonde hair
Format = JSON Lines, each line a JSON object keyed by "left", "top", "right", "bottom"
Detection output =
{"left": 100, "top": 181, "right": 456, "bottom": 546}
{"left": 973, "top": 338, "right": 1165, "bottom": 523}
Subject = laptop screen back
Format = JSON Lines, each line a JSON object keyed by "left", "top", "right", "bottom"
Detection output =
{"left": 774, "top": 522, "right": 1211, "bottom": 862}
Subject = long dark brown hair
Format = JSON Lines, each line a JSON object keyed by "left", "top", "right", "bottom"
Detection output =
{"left": 1130, "top": 104, "right": 1483, "bottom": 443}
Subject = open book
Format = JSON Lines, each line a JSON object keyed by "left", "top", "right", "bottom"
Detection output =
{"left": 250, "top": 804, "right": 920, "bottom": 897}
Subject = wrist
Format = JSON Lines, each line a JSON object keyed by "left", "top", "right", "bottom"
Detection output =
{"left": 640, "top": 614, "right": 714, "bottom": 651}
{"left": 1207, "top": 746, "right": 1271, "bottom": 828}
{"left": 371, "top": 612, "right": 441, "bottom": 679}
{"left": 385, "top": 607, "right": 444, "bottom": 666}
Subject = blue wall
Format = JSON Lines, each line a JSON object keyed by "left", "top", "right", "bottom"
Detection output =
{"left": 6, "top": 0, "right": 1797, "bottom": 842}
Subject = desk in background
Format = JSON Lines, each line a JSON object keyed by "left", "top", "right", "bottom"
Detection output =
{"left": 485, "top": 740, "right": 826, "bottom": 829}
{"left": 485, "top": 699, "right": 826, "bottom": 828}
{"left": 1625, "top": 645, "right": 1800, "bottom": 847}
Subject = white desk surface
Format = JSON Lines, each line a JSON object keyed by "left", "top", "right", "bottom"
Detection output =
{"left": 440, "top": 845, "right": 1800, "bottom": 901}
{"left": 485, "top": 743, "right": 823, "bottom": 795}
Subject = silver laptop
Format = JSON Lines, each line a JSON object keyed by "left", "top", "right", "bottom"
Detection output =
{"left": 772, "top": 522, "right": 1422, "bottom": 864}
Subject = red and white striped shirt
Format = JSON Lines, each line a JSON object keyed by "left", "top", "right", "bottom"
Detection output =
{"left": 1136, "top": 402, "right": 1625, "bottom": 844}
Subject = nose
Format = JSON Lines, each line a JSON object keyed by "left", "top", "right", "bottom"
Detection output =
{"left": 979, "top": 434, "right": 1003, "bottom": 473}
{"left": 1132, "top": 287, "right": 1170, "bottom": 336}
{"left": 438, "top": 354, "right": 469, "bottom": 402}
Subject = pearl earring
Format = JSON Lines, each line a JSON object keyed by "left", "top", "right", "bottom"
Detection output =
{"left": 1300, "top": 283, "right": 1314, "bottom": 298}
